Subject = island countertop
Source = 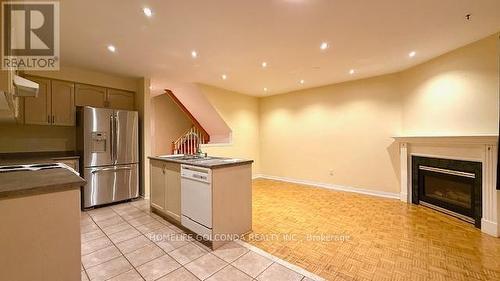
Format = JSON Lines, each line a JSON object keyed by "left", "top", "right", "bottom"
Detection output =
{"left": 148, "top": 155, "right": 253, "bottom": 169}
{"left": 0, "top": 168, "right": 85, "bottom": 199}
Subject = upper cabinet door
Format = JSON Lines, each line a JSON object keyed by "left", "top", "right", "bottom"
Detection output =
{"left": 24, "top": 77, "right": 51, "bottom": 125}
{"left": 75, "top": 84, "right": 106, "bottom": 108}
{"left": 106, "top": 89, "right": 135, "bottom": 110}
{"left": 51, "top": 80, "right": 75, "bottom": 126}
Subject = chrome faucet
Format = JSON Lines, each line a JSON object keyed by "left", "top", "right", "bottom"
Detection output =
{"left": 197, "top": 147, "right": 208, "bottom": 158}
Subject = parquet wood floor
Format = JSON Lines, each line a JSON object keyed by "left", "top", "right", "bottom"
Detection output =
{"left": 243, "top": 179, "right": 500, "bottom": 281}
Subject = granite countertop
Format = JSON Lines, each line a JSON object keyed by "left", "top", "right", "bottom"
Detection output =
{"left": 0, "top": 167, "right": 86, "bottom": 199}
{"left": 0, "top": 151, "right": 79, "bottom": 165}
{"left": 148, "top": 155, "right": 254, "bottom": 169}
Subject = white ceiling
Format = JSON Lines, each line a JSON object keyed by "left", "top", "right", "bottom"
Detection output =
{"left": 60, "top": 0, "right": 500, "bottom": 96}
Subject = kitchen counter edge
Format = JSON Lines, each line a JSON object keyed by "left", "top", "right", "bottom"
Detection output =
{"left": 148, "top": 156, "right": 253, "bottom": 169}
{"left": 0, "top": 169, "right": 86, "bottom": 200}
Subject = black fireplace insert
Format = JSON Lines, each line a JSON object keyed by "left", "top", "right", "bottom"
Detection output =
{"left": 412, "top": 156, "right": 482, "bottom": 227}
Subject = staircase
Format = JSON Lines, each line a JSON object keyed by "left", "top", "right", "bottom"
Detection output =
{"left": 172, "top": 126, "right": 209, "bottom": 155}
{"left": 164, "top": 85, "right": 232, "bottom": 143}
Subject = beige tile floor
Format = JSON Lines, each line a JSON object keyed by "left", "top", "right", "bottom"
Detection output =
{"left": 81, "top": 199, "right": 322, "bottom": 281}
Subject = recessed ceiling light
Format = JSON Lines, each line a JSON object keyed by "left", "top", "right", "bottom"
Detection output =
{"left": 349, "top": 69, "right": 355, "bottom": 75}
{"left": 299, "top": 79, "right": 305, "bottom": 84}
{"left": 149, "top": 85, "right": 153, "bottom": 90}
{"left": 263, "top": 87, "right": 268, "bottom": 92}
{"left": 107, "top": 45, "right": 116, "bottom": 52}
{"left": 143, "top": 7, "right": 153, "bottom": 17}
{"left": 320, "top": 42, "right": 329, "bottom": 50}
{"left": 221, "top": 74, "right": 227, "bottom": 80}
{"left": 261, "top": 62, "right": 268, "bottom": 68}
{"left": 191, "top": 50, "right": 198, "bottom": 58}
{"left": 409, "top": 51, "right": 416, "bottom": 58}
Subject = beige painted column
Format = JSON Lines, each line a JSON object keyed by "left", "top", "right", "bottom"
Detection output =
{"left": 136, "top": 78, "right": 152, "bottom": 198}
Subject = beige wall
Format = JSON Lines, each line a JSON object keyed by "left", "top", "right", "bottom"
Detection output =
{"left": 151, "top": 93, "right": 193, "bottom": 156}
{"left": 0, "top": 124, "right": 76, "bottom": 152}
{"left": 259, "top": 74, "right": 402, "bottom": 193}
{"left": 200, "top": 84, "right": 261, "bottom": 175}
{"left": 257, "top": 33, "right": 498, "bottom": 194}
{"left": 401, "top": 34, "right": 499, "bottom": 135}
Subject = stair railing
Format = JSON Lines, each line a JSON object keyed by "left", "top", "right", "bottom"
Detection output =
{"left": 171, "top": 126, "right": 208, "bottom": 155}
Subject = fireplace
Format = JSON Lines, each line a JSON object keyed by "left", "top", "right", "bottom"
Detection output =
{"left": 412, "top": 156, "right": 482, "bottom": 227}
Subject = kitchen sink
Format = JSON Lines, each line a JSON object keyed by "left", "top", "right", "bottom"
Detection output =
{"left": 159, "top": 155, "right": 216, "bottom": 161}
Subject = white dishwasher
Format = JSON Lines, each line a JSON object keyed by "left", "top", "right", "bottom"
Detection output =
{"left": 180, "top": 164, "right": 212, "bottom": 237}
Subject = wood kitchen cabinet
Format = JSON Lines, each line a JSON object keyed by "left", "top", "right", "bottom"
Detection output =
{"left": 75, "top": 84, "right": 135, "bottom": 110}
{"left": 24, "top": 77, "right": 75, "bottom": 126}
{"left": 106, "top": 89, "right": 135, "bottom": 110}
{"left": 149, "top": 160, "right": 181, "bottom": 222}
{"left": 24, "top": 77, "right": 51, "bottom": 125}
{"left": 51, "top": 80, "right": 75, "bottom": 126}
{"left": 150, "top": 160, "right": 166, "bottom": 212}
{"left": 164, "top": 162, "right": 181, "bottom": 221}
{"left": 75, "top": 84, "right": 107, "bottom": 108}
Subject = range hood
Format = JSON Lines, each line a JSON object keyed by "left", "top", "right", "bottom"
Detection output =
{"left": 0, "top": 74, "right": 39, "bottom": 123}
{"left": 13, "top": 75, "right": 39, "bottom": 97}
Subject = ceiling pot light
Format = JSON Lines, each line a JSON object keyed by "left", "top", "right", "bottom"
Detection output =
{"left": 221, "top": 74, "right": 227, "bottom": 80}
{"left": 320, "top": 42, "right": 329, "bottom": 50}
{"left": 263, "top": 87, "right": 268, "bottom": 92}
{"left": 107, "top": 45, "right": 116, "bottom": 52}
{"left": 409, "top": 51, "right": 416, "bottom": 58}
{"left": 349, "top": 69, "right": 355, "bottom": 75}
{"left": 261, "top": 62, "right": 268, "bottom": 68}
{"left": 299, "top": 79, "right": 305, "bottom": 84}
{"left": 143, "top": 7, "right": 153, "bottom": 17}
{"left": 191, "top": 50, "right": 198, "bottom": 58}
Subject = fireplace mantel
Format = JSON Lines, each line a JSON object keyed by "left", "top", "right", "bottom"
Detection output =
{"left": 393, "top": 134, "right": 499, "bottom": 237}
{"left": 393, "top": 135, "right": 498, "bottom": 145}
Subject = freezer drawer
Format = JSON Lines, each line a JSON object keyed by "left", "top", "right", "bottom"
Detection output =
{"left": 83, "top": 163, "right": 138, "bottom": 208}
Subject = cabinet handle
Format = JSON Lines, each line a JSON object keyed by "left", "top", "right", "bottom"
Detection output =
{"left": 47, "top": 115, "right": 50, "bottom": 123}
{"left": 52, "top": 115, "right": 55, "bottom": 124}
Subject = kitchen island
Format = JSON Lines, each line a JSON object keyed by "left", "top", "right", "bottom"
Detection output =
{"left": 148, "top": 155, "right": 253, "bottom": 249}
{"left": 0, "top": 164, "right": 85, "bottom": 281}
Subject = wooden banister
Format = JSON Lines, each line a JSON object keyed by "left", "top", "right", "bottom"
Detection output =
{"left": 164, "top": 89, "right": 210, "bottom": 143}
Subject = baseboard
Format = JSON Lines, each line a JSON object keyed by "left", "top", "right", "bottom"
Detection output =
{"left": 481, "top": 218, "right": 499, "bottom": 237}
{"left": 254, "top": 174, "right": 399, "bottom": 200}
{"left": 400, "top": 192, "right": 408, "bottom": 202}
{"left": 252, "top": 174, "right": 263, "bottom": 180}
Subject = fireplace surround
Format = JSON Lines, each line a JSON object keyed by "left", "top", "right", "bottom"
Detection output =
{"left": 411, "top": 156, "right": 482, "bottom": 227}
{"left": 394, "top": 135, "right": 498, "bottom": 237}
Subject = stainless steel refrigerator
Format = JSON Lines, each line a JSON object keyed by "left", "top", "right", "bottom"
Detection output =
{"left": 77, "top": 106, "right": 139, "bottom": 208}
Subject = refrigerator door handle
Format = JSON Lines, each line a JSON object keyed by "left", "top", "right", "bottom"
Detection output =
{"left": 91, "top": 166, "right": 132, "bottom": 173}
{"left": 113, "top": 113, "right": 118, "bottom": 162}
{"left": 110, "top": 114, "right": 115, "bottom": 163}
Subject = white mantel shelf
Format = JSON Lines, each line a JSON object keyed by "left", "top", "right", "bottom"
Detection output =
{"left": 393, "top": 135, "right": 498, "bottom": 145}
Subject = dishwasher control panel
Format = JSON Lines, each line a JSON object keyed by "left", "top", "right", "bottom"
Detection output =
{"left": 180, "top": 164, "right": 211, "bottom": 183}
